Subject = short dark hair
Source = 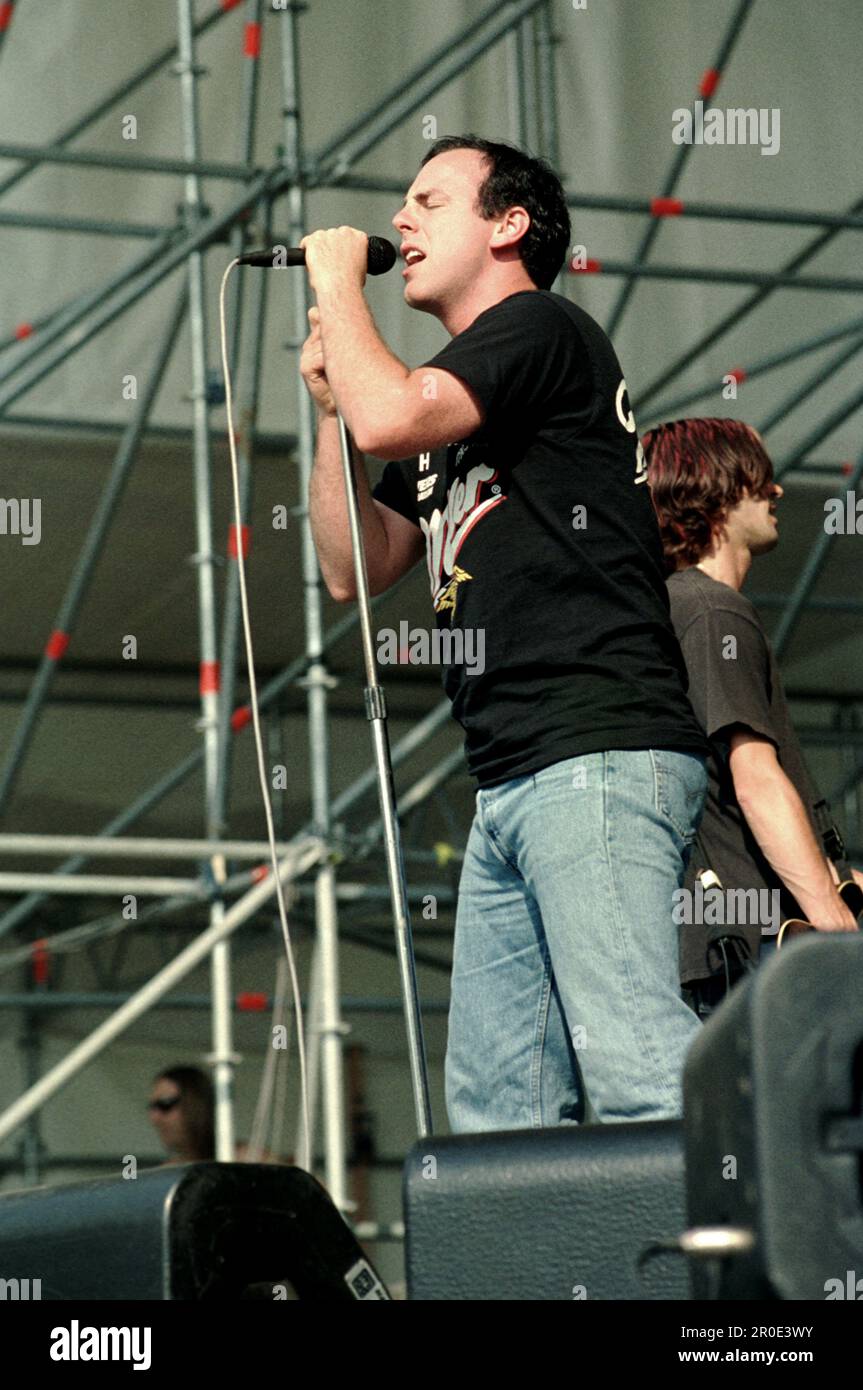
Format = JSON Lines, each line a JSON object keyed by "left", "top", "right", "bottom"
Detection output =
{"left": 642, "top": 417, "right": 775, "bottom": 572}
{"left": 420, "top": 135, "right": 570, "bottom": 290}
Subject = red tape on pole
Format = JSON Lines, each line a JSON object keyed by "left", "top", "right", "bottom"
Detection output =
{"left": 570, "top": 258, "right": 602, "bottom": 274}
{"left": 14, "top": 322, "right": 33, "bottom": 340}
{"left": 221, "top": 0, "right": 243, "bottom": 11}
{"left": 231, "top": 705, "right": 252, "bottom": 732}
{"left": 651, "top": 197, "right": 684, "bottom": 217}
{"left": 45, "top": 630, "right": 70, "bottom": 661}
{"left": 251, "top": 863, "right": 269, "bottom": 883}
{"left": 699, "top": 68, "right": 720, "bottom": 99}
{"left": 199, "top": 661, "right": 221, "bottom": 695}
{"left": 236, "top": 991, "right": 268, "bottom": 1011}
{"left": 728, "top": 367, "right": 747, "bottom": 384}
{"left": 243, "top": 21, "right": 262, "bottom": 58}
{"left": 0, "top": 4, "right": 14, "bottom": 34}
{"left": 227, "top": 523, "right": 251, "bottom": 558}
{"left": 31, "top": 939, "right": 50, "bottom": 984}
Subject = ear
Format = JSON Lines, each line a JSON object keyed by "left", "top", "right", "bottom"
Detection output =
{"left": 708, "top": 511, "right": 731, "bottom": 549}
{"left": 489, "top": 205, "right": 531, "bottom": 251}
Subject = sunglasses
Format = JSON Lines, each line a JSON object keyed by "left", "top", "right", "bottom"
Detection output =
{"left": 148, "top": 1096, "right": 181, "bottom": 1113}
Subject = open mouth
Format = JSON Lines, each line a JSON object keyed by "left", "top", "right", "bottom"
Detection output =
{"left": 402, "top": 249, "right": 426, "bottom": 274}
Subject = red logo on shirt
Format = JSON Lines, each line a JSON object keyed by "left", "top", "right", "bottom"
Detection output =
{"left": 419, "top": 460, "right": 505, "bottom": 613}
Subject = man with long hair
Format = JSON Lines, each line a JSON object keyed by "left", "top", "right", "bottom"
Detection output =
{"left": 644, "top": 418, "right": 859, "bottom": 1012}
{"left": 300, "top": 136, "right": 709, "bottom": 1131}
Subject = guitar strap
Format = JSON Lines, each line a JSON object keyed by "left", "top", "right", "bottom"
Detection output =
{"left": 810, "top": 796, "right": 853, "bottom": 877}
{"left": 693, "top": 795, "right": 856, "bottom": 894}
{"left": 689, "top": 829, "right": 757, "bottom": 982}
{"left": 687, "top": 796, "right": 861, "bottom": 1008}
{"left": 810, "top": 796, "right": 863, "bottom": 918}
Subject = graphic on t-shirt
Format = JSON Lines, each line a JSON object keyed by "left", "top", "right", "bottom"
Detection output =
{"left": 614, "top": 378, "right": 648, "bottom": 484}
{"left": 417, "top": 472, "right": 438, "bottom": 503}
{"left": 436, "top": 564, "right": 473, "bottom": 618}
{"left": 418, "top": 457, "right": 506, "bottom": 618}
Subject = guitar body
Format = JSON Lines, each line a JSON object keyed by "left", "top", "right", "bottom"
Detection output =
{"left": 776, "top": 880, "right": 863, "bottom": 949}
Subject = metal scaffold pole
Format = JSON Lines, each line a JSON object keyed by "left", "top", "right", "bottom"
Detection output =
{"left": 633, "top": 189, "right": 863, "bottom": 412}
{"left": 643, "top": 313, "right": 863, "bottom": 423}
{"left": 0, "top": 669, "right": 447, "bottom": 941}
{"left": 278, "top": 0, "right": 349, "bottom": 1209}
{"left": 215, "top": 6, "right": 270, "bottom": 832}
{"left": 175, "top": 0, "right": 236, "bottom": 1162}
{"left": 604, "top": 0, "right": 755, "bottom": 339}
{"left": 208, "top": 0, "right": 271, "bottom": 1160}
{"left": 0, "top": 287, "right": 189, "bottom": 814}
{"left": 506, "top": 2, "right": 529, "bottom": 148}
{"left": 0, "top": 0, "right": 240, "bottom": 202}
{"left": 536, "top": 0, "right": 560, "bottom": 171}
{"left": 0, "top": 840, "right": 323, "bottom": 1147}
{"left": 771, "top": 449, "right": 863, "bottom": 660}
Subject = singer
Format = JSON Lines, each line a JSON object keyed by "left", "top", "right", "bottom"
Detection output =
{"left": 300, "top": 136, "right": 709, "bottom": 1132}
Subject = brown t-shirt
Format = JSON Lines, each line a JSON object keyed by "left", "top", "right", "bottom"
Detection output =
{"left": 667, "top": 567, "right": 822, "bottom": 984}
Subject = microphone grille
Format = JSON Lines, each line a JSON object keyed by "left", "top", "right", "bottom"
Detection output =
{"left": 367, "top": 236, "right": 397, "bottom": 276}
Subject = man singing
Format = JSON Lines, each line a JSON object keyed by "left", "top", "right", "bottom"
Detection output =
{"left": 643, "top": 417, "right": 859, "bottom": 1016}
{"left": 300, "top": 136, "right": 708, "bottom": 1131}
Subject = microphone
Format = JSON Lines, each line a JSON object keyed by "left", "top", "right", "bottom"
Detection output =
{"left": 237, "top": 235, "right": 397, "bottom": 275}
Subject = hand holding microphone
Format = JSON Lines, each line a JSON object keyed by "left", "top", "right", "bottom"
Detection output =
{"left": 243, "top": 227, "right": 396, "bottom": 421}
{"left": 300, "top": 226, "right": 384, "bottom": 293}
{"left": 238, "top": 227, "right": 397, "bottom": 290}
{"left": 288, "top": 230, "right": 396, "bottom": 417}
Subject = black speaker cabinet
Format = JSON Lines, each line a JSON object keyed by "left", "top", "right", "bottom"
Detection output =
{"left": 403, "top": 1120, "right": 689, "bottom": 1300}
{"left": 683, "top": 934, "right": 863, "bottom": 1300}
{"left": 0, "top": 1162, "right": 389, "bottom": 1300}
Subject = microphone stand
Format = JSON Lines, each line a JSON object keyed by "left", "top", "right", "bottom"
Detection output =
{"left": 335, "top": 412, "right": 433, "bottom": 1138}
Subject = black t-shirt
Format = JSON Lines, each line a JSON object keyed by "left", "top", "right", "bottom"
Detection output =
{"left": 667, "top": 566, "right": 823, "bottom": 982}
{"left": 372, "top": 288, "right": 707, "bottom": 787}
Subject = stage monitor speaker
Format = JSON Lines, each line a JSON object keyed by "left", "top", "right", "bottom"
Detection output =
{"left": 403, "top": 1120, "right": 689, "bottom": 1300}
{"left": 0, "top": 1162, "right": 390, "bottom": 1300}
{"left": 683, "top": 934, "right": 863, "bottom": 1300}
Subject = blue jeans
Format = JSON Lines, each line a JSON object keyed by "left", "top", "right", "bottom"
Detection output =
{"left": 445, "top": 749, "right": 707, "bottom": 1132}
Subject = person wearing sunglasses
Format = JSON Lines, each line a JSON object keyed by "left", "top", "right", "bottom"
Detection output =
{"left": 147, "top": 1066, "right": 215, "bottom": 1164}
{"left": 148, "top": 1064, "right": 285, "bottom": 1165}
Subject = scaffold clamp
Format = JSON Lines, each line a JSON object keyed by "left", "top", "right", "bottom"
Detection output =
{"left": 364, "top": 687, "right": 386, "bottom": 721}
{"left": 297, "top": 665, "right": 338, "bottom": 692}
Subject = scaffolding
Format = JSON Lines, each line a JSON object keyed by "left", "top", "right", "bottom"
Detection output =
{"left": 0, "top": 0, "right": 861, "bottom": 1218}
